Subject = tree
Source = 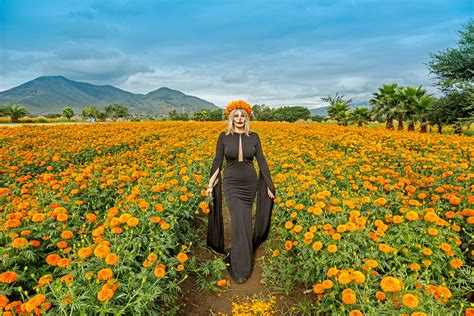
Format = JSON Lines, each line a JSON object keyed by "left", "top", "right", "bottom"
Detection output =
{"left": 370, "top": 83, "right": 399, "bottom": 130}
{"left": 322, "top": 93, "right": 352, "bottom": 126}
{"left": 104, "top": 104, "right": 129, "bottom": 120}
{"left": 209, "top": 108, "right": 224, "bottom": 121}
{"left": 427, "top": 20, "right": 474, "bottom": 133}
{"left": 82, "top": 105, "right": 100, "bottom": 119}
{"left": 5, "top": 104, "right": 29, "bottom": 122}
{"left": 349, "top": 107, "right": 370, "bottom": 127}
{"left": 272, "top": 106, "right": 311, "bottom": 122}
{"left": 253, "top": 104, "right": 274, "bottom": 121}
{"left": 398, "top": 85, "right": 430, "bottom": 131}
{"left": 62, "top": 107, "right": 74, "bottom": 120}
{"left": 193, "top": 110, "right": 210, "bottom": 121}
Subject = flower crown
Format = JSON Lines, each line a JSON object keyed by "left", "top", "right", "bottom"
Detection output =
{"left": 225, "top": 100, "right": 252, "bottom": 118}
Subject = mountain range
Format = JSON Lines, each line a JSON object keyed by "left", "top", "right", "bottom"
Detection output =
{"left": 0, "top": 76, "right": 219, "bottom": 116}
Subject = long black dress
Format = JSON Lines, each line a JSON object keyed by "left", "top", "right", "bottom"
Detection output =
{"left": 207, "top": 130, "right": 276, "bottom": 280}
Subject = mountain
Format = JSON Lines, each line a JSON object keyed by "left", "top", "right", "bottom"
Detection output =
{"left": 309, "top": 101, "right": 372, "bottom": 117}
{"left": 0, "top": 76, "right": 219, "bottom": 116}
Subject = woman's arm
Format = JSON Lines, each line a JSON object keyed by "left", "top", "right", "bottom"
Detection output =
{"left": 208, "top": 132, "right": 224, "bottom": 188}
{"left": 255, "top": 134, "right": 275, "bottom": 195}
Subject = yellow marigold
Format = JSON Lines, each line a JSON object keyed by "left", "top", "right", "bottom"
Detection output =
{"left": 126, "top": 217, "right": 139, "bottom": 227}
{"left": 312, "top": 241, "right": 323, "bottom": 251}
{"left": 351, "top": 271, "right": 366, "bottom": 284}
{"left": 0, "top": 271, "right": 18, "bottom": 284}
{"left": 338, "top": 271, "right": 352, "bottom": 285}
{"left": 177, "top": 252, "right": 188, "bottom": 263}
{"left": 405, "top": 211, "right": 419, "bottom": 221}
{"left": 327, "top": 244, "right": 337, "bottom": 253}
{"left": 147, "top": 252, "right": 158, "bottom": 261}
{"left": 411, "top": 312, "right": 427, "bottom": 316}
{"left": 97, "top": 268, "right": 113, "bottom": 281}
{"left": 402, "top": 293, "right": 419, "bottom": 309}
{"left": 365, "top": 259, "right": 378, "bottom": 268}
{"left": 105, "top": 253, "right": 119, "bottom": 265}
{"left": 380, "top": 276, "right": 402, "bottom": 292}
{"left": 327, "top": 267, "right": 339, "bottom": 278}
{"left": 422, "top": 248, "right": 432, "bottom": 256}
{"left": 427, "top": 228, "right": 438, "bottom": 236}
{"left": 284, "top": 221, "right": 293, "bottom": 229}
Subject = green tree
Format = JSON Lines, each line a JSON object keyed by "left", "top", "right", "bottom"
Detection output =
{"left": 398, "top": 85, "right": 430, "bottom": 131}
{"left": 253, "top": 104, "right": 274, "bottom": 121}
{"left": 104, "top": 104, "right": 129, "bottom": 120}
{"left": 427, "top": 20, "right": 474, "bottom": 133}
{"left": 209, "top": 108, "right": 224, "bottom": 121}
{"left": 82, "top": 105, "right": 100, "bottom": 119}
{"left": 273, "top": 106, "right": 311, "bottom": 122}
{"left": 62, "top": 107, "right": 74, "bottom": 120}
{"left": 5, "top": 104, "right": 29, "bottom": 123}
{"left": 349, "top": 107, "right": 370, "bottom": 127}
{"left": 193, "top": 110, "right": 210, "bottom": 121}
{"left": 322, "top": 93, "right": 352, "bottom": 126}
{"left": 370, "top": 83, "right": 399, "bottom": 130}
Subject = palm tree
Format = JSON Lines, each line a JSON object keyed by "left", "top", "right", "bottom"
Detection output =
{"left": 370, "top": 83, "right": 399, "bottom": 130}
{"left": 413, "top": 94, "right": 436, "bottom": 133}
{"left": 323, "top": 93, "right": 352, "bottom": 126}
{"left": 5, "top": 104, "right": 28, "bottom": 123}
{"left": 349, "top": 107, "right": 370, "bottom": 127}
{"left": 398, "top": 86, "right": 428, "bottom": 131}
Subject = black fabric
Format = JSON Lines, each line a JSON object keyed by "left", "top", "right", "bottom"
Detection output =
{"left": 206, "top": 131, "right": 275, "bottom": 279}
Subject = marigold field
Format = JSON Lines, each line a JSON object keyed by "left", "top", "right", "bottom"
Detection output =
{"left": 0, "top": 122, "right": 473, "bottom": 315}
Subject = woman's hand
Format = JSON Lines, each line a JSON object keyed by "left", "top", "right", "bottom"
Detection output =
{"left": 267, "top": 187, "right": 275, "bottom": 199}
{"left": 206, "top": 187, "right": 213, "bottom": 198}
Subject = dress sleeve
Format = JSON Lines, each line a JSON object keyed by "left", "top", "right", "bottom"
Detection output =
{"left": 255, "top": 133, "right": 275, "bottom": 193}
{"left": 209, "top": 132, "right": 224, "bottom": 180}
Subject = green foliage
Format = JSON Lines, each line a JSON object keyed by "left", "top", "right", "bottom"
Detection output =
{"left": 62, "top": 107, "right": 74, "bottom": 120}
{"left": 4, "top": 104, "right": 29, "bottom": 122}
{"left": 105, "top": 104, "right": 130, "bottom": 119}
{"left": 272, "top": 106, "right": 311, "bottom": 122}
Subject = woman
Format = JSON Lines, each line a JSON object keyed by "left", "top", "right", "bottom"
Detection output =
{"left": 206, "top": 100, "right": 276, "bottom": 284}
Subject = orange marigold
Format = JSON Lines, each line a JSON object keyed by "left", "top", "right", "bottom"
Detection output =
{"left": 177, "top": 252, "right": 188, "bottom": 263}
{"left": 24, "top": 294, "right": 46, "bottom": 312}
{"left": 225, "top": 100, "right": 252, "bottom": 117}
{"left": 154, "top": 264, "right": 166, "bottom": 278}
{"left": 97, "top": 268, "right": 113, "bottom": 281}
{"left": 341, "top": 288, "right": 356, "bottom": 304}
{"left": 105, "top": 253, "right": 119, "bottom": 265}
{"left": 0, "top": 271, "right": 18, "bottom": 284}
{"left": 380, "top": 276, "right": 402, "bottom": 292}
{"left": 402, "top": 293, "right": 419, "bottom": 308}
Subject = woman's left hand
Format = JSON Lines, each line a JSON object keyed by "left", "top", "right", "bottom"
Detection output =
{"left": 267, "top": 187, "right": 275, "bottom": 199}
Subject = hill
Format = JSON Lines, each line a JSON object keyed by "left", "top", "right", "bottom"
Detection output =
{"left": 0, "top": 76, "right": 219, "bottom": 116}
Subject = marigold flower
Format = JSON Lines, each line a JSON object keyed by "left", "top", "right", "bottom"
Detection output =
{"left": 375, "top": 291, "right": 386, "bottom": 301}
{"left": 97, "top": 268, "right": 113, "bottom": 281}
{"left": 78, "top": 246, "right": 93, "bottom": 259}
{"left": 321, "top": 279, "right": 333, "bottom": 289}
{"left": 11, "top": 237, "right": 28, "bottom": 249}
{"left": 0, "top": 271, "right": 18, "bottom": 284}
{"left": 24, "top": 294, "right": 46, "bottom": 312}
{"left": 341, "top": 288, "right": 356, "bottom": 304}
{"left": 285, "top": 240, "right": 293, "bottom": 250}
{"left": 94, "top": 244, "right": 111, "bottom": 258}
{"left": 57, "top": 258, "right": 71, "bottom": 268}
{"left": 349, "top": 310, "right": 363, "bottom": 316}
{"left": 380, "top": 276, "right": 402, "bottom": 292}
{"left": 105, "top": 253, "right": 119, "bottom": 265}
{"left": 327, "top": 244, "right": 337, "bottom": 253}
{"left": 97, "top": 286, "right": 114, "bottom": 302}
{"left": 450, "top": 259, "right": 463, "bottom": 268}
{"left": 46, "top": 253, "right": 61, "bottom": 266}
{"left": 312, "top": 241, "right": 323, "bottom": 251}
{"left": 126, "top": 217, "right": 139, "bottom": 227}
{"left": 402, "top": 293, "right": 419, "bottom": 308}
{"left": 154, "top": 264, "right": 166, "bottom": 278}
{"left": 177, "top": 252, "right": 188, "bottom": 263}
{"left": 405, "top": 211, "right": 419, "bottom": 221}
{"left": 61, "top": 230, "right": 74, "bottom": 239}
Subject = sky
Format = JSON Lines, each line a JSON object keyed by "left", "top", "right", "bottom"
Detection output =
{"left": 0, "top": 0, "right": 472, "bottom": 109}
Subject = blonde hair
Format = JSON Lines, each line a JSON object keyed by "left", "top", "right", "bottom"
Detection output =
{"left": 226, "top": 108, "right": 251, "bottom": 136}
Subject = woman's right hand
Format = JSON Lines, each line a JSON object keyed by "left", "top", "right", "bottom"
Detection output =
{"left": 206, "top": 187, "right": 213, "bottom": 197}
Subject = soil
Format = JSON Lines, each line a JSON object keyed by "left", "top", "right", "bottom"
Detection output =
{"left": 177, "top": 199, "right": 310, "bottom": 315}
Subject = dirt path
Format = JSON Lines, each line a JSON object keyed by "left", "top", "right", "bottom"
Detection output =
{"left": 178, "top": 201, "right": 270, "bottom": 315}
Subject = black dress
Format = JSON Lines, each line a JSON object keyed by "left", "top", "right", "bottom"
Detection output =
{"left": 207, "top": 131, "right": 276, "bottom": 280}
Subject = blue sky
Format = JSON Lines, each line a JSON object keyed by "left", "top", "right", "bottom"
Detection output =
{"left": 0, "top": 0, "right": 471, "bottom": 108}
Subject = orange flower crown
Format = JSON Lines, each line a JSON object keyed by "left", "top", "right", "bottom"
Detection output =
{"left": 225, "top": 100, "right": 252, "bottom": 118}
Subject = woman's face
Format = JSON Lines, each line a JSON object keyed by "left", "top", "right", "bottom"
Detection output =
{"left": 233, "top": 109, "right": 245, "bottom": 128}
